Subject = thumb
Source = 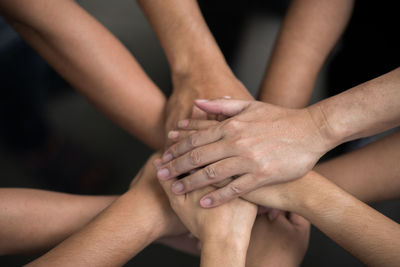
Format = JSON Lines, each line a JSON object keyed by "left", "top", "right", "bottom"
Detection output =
{"left": 194, "top": 99, "right": 250, "bottom": 117}
{"left": 191, "top": 106, "right": 208, "bottom": 120}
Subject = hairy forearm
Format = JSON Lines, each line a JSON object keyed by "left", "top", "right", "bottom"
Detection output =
{"left": 137, "top": 0, "right": 229, "bottom": 77}
{"left": 26, "top": 188, "right": 167, "bottom": 267}
{"left": 294, "top": 172, "right": 400, "bottom": 267}
{"left": 309, "top": 67, "right": 400, "bottom": 148}
{"left": 315, "top": 130, "right": 400, "bottom": 203}
{"left": 0, "top": 189, "right": 115, "bottom": 255}
{"left": 0, "top": 0, "right": 165, "bottom": 149}
{"left": 259, "top": 0, "right": 354, "bottom": 108}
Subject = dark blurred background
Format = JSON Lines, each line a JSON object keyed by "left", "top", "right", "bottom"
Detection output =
{"left": 1, "top": 0, "right": 399, "bottom": 266}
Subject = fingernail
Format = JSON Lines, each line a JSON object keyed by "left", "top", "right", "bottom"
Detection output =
{"left": 200, "top": 197, "right": 213, "bottom": 207}
{"left": 177, "top": 119, "right": 189, "bottom": 128}
{"left": 195, "top": 99, "right": 209, "bottom": 103}
{"left": 168, "top": 130, "right": 179, "bottom": 139}
{"left": 223, "top": 96, "right": 231, "bottom": 99}
{"left": 153, "top": 159, "right": 162, "bottom": 169}
{"left": 157, "top": 168, "right": 170, "bottom": 180}
{"left": 172, "top": 182, "right": 184, "bottom": 194}
{"left": 162, "top": 153, "right": 173, "bottom": 163}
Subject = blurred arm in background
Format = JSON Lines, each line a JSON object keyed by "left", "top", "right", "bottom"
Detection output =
{"left": 259, "top": 0, "right": 354, "bottom": 108}
{"left": 0, "top": 0, "right": 166, "bottom": 149}
{"left": 137, "top": 0, "right": 253, "bottom": 138}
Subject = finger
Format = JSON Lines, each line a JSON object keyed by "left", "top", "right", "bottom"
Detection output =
{"left": 168, "top": 130, "right": 195, "bottom": 143}
{"left": 191, "top": 105, "right": 208, "bottom": 120}
{"left": 199, "top": 174, "right": 262, "bottom": 208}
{"left": 170, "top": 157, "right": 253, "bottom": 195}
{"left": 162, "top": 126, "right": 222, "bottom": 163}
{"left": 154, "top": 159, "right": 179, "bottom": 199}
{"left": 267, "top": 209, "right": 282, "bottom": 222}
{"left": 157, "top": 141, "right": 233, "bottom": 181}
{"left": 177, "top": 119, "right": 219, "bottom": 131}
{"left": 288, "top": 212, "right": 309, "bottom": 227}
{"left": 194, "top": 99, "right": 250, "bottom": 117}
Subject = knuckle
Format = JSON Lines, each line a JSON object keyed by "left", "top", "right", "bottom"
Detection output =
{"left": 187, "top": 133, "right": 199, "bottom": 148}
{"left": 225, "top": 119, "right": 242, "bottom": 131}
{"left": 203, "top": 165, "right": 217, "bottom": 179}
{"left": 228, "top": 184, "right": 242, "bottom": 196}
{"left": 189, "top": 149, "right": 202, "bottom": 166}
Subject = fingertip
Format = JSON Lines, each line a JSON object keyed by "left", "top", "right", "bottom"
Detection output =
{"left": 157, "top": 168, "right": 171, "bottom": 180}
{"left": 168, "top": 130, "right": 179, "bottom": 140}
{"left": 177, "top": 119, "right": 189, "bottom": 128}
{"left": 153, "top": 158, "right": 163, "bottom": 169}
{"left": 162, "top": 152, "right": 173, "bottom": 163}
{"left": 200, "top": 196, "right": 213, "bottom": 208}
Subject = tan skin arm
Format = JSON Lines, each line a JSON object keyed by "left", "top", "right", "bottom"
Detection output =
{"left": 0, "top": 189, "right": 116, "bottom": 256}
{"left": 0, "top": 0, "right": 166, "bottom": 149}
{"left": 25, "top": 155, "right": 187, "bottom": 267}
{"left": 259, "top": 0, "right": 354, "bottom": 108}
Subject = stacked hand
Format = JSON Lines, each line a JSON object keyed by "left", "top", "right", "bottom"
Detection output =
{"left": 157, "top": 98, "right": 331, "bottom": 207}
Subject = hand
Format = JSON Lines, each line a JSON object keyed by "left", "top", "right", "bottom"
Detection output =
{"left": 246, "top": 213, "right": 310, "bottom": 267}
{"left": 129, "top": 153, "right": 186, "bottom": 237}
{"left": 154, "top": 159, "right": 257, "bottom": 244}
{"left": 164, "top": 70, "right": 253, "bottom": 143}
{"left": 156, "top": 99, "right": 332, "bottom": 207}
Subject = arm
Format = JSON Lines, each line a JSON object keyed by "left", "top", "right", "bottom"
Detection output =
{"left": 259, "top": 0, "right": 354, "bottom": 108}
{"left": 154, "top": 158, "right": 257, "bottom": 267}
{"left": 246, "top": 171, "right": 400, "bottom": 267}
{"left": 246, "top": 213, "right": 309, "bottom": 267}
{"left": 155, "top": 67, "right": 400, "bottom": 207}
{"left": 0, "top": 189, "right": 115, "bottom": 255}
{"left": 27, "top": 155, "right": 186, "bottom": 266}
{"left": 137, "top": 0, "right": 253, "bottom": 136}
{"left": 0, "top": 0, "right": 165, "bottom": 149}
{"left": 315, "top": 130, "right": 400, "bottom": 203}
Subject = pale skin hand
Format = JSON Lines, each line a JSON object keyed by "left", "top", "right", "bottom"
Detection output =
{"left": 243, "top": 130, "right": 400, "bottom": 267}
{"left": 259, "top": 0, "right": 354, "bottom": 108}
{"left": 156, "top": 68, "right": 400, "bottom": 207}
{"left": 0, "top": 0, "right": 166, "bottom": 149}
{"left": 156, "top": 99, "right": 331, "bottom": 208}
{"left": 154, "top": 159, "right": 257, "bottom": 267}
{"left": 246, "top": 213, "right": 310, "bottom": 267}
{"left": 26, "top": 154, "right": 187, "bottom": 267}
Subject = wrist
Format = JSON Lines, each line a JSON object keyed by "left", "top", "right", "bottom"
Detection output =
{"left": 201, "top": 236, "right": 248, "bottom": 267}
{"left": 306, "top": 103, "right": 343, "bottom": 152}
{"left": 123, "top": 188, "right": 171, "bottom": 240}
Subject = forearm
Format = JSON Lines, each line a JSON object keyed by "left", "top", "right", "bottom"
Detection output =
{"left": 0, "top": 0, "right": 165, "bottom": 149}
{"left": 315, "top": 130, "right": 400, "bottom": 203}
{"left": 201, "top": 237, "right": 247, "bottom": 267}
{"left": 309, "top": 67, "right": 400, "bottom": 148}
{"left": 0, "top": 189, "right": 116, "bottom": 255}
{"left": 259, "top": 0, "right": 354, "bottom": 108}
{"left": 26, "top": 188, "right": 168, "bottom": 267}
{"left": 137, "top": 0, "right": 230, "bottom": 77}
{"left": 294, "top": 172, "right": 400, "bottom": 267}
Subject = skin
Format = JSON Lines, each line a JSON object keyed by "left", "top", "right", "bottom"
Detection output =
{"left": 157, "top": 68, "right": 400, "bottom": 207}
{"left": 0, "top": 0, "right": 166, "bottom": 149}
{"left": 137, "top": 0, "right": 253, "bottom": 143}
{"left": 154, "top": 159, "right": 257, "bottom": 267}
{"left": 0, "top": 189, "right": 116, "bottom": 256}
{"left": 246, "top": 171, "right": 400, "bottom": 267}
{"left": 246, "top": 213, "right": 310, "bottom": 267}
{"left": 25, "top": 154, "right": 188, "bottom": 266}
{"left": 259, "top": 0, "right": 354, "bottom": 108}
